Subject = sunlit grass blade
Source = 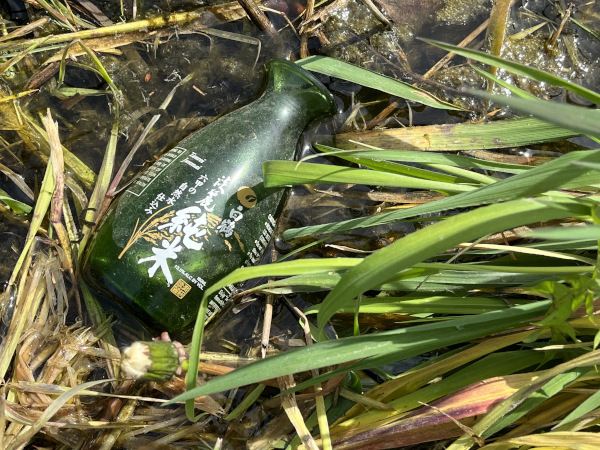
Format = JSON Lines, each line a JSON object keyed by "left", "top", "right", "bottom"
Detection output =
{"left": 0, "top": 188, "right": 31, "bottom": 215}
{"left": 264, "top": 160, "right": 477, "bottom": 193}
{"left": 476, "top": 368, "right": 588, "bottom": 440}
{"left": 307, "top": 151, "right": 472, "bottom": 184}
{"left": 470, "top": 90, "right": 600, "bottom": 138}
{"left": 282, "top": 148, "right": 600, "bottom": 239}
{"left": 574, "top": 161, "right": 600, "bottom": 171}
{"left": 315, "top": 144, "right": 533, "bottom": 174}
{"left": 333, "top": 116, "right": 579, "bottom": 152}
{"left": 470, "top": 65, "right": 537, "bottom": 99}
{"left": 421, "top": 38, "right": 600, "bottom": 105}
{"left": 305, "top": 295, "right": 532, "bottom": 315}
{"left": 76, "top": 40, "right": 124, "bottom": 107}
{"left": 340, "top": 330, "right": 537, "bottom": 420}
{"left": 27, "top": 119, "right": 96, "bottom": 190}
{"left": 486, "top": 431, "right": 600, "bottom": 448}
{"left": 0, "top": 36, "right": 50, "bottom": 76}
{"left": 312, "top": 146, "right": 497, "bottom": 184}
{"left": 524, "top": 225, "right": 600, "bottom": 241}
{"left": 296, "top": 55, "right": 463, "bottom": 110}
{"left": 0, "top": 11, "right": 206, "bottom": 54}
{"left": 168, "top": 300, "right": 552, "bottom": 404}
{"left": 6, "top": 164, "right": 54, "bottom": 289}
{"left": 79, "top": 119, "right": 119, "bottom": 254}
{"left": 247, "top": 268, "right": 559, "bottom": 296}
{"left": 555, "top": 388, "right": 600, "bottom": 428}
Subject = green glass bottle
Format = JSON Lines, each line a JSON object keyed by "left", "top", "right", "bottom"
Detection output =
{"left": 82, "top": 59, "right": 336, "bottom": 335}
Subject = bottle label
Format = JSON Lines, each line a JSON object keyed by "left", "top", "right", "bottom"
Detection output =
{"left": 115, "top": 143, "right": 278, "bottom": 322}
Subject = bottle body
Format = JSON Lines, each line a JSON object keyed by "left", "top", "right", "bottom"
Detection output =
{"left": 82, "top": 59, "right": 336, "bottom": 335}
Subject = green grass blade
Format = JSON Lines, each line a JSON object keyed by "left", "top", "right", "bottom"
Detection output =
{"left": 283, "top": 149, "right": 600, "bottom": 239}
{"left": 296, "top": 55, "right": 463, "bottom": 110}
{"left": 6, "top": 162, "right": 54, "bottom": 288}
{"left": 305, "top": 295, "right": 531, "bottom": 315}
{"left": 470, "top": 65, "right": 537, "bottom": 100}
{"left": 263, "top": 160, "right": 477, "bottom": 193}
{"left": 573, "top": 161, "right": 600, "bottom": 171}
{"left": 333, "top": 117, "right": 579, "bottom": 152}
{"left": 312, "top": 146, "right": 497, "bottom": 184}
{"left": 525, "top": 225, "right": 600, "bottom": 241}
{"left": 470, "top": 90, "right": 600, "bottom": 138}
{"left": 555, "top": 385, "right": 600, "bottom": 428}
{"left": 425, "top": 163, "right": 497, "bottom": 185}
{"left": 247, "top": 269, "right": 557, "bottom": 296}
{"left": 0, "top": 188, "right": 32, "bottom": 215}
{"left": 166, "top": 300, "right": 551, "bottom": 403}
{"left": 421, "top": 38, "right": 600, "bottom": 105}
{"left": 479, "top": 368, "right": 588, "bottom": 440}
{"left": 79, "top": 119, "right": 119, "bottom": 254}
{"left": 316, "top": 144, "right": 533, "bottom": 174}
{"left": 307, "top": 153, "right": 470, "bottom": 184}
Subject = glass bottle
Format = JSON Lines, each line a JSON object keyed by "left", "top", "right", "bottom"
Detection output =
{"left": 81, "top": 59, "right": 336, "bottom": 336}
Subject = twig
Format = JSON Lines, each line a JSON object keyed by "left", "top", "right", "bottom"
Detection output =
{"left": 423, "top": 18, "right": 490, "bottom": 79}
{"left": 237, "top": 0, "right": 279, "bottom": 39}
{"left": 360, "top": 0, "right": 391, "bottom": 28}
{"left": 0, "top": 11, "right": 206, "bottom": 53}
{"left": 300, "top": 0, "right": 315, "bottom": 58}
{"left": 0, "top": 18, "right": 49, "bottom": 43}
{"left": 547, "top": 2, "right": 575, "bottom": 49}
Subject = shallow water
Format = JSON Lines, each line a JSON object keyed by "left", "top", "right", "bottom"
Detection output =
{"left": 0, "top": 1, "right": 599, "bottom": 446}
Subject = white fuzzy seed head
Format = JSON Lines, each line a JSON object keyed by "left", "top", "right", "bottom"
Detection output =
{"left": 121, "top": 342, "right": 151, "bottom": 379}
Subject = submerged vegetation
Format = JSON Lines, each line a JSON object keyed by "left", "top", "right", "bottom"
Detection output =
{"left": 1, "top": 0, "right": 600, "bottom": 448}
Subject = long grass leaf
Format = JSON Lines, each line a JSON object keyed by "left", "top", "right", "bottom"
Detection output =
{"left": 167, "top": 300, "right": 551, "bottom": 403}
{"left": 315, "top": 144, "right": 533, "bottom": 174}
{"left": 79, "top": 119, "right": 119, "bottom": 254}
{"left": 331, "top": 354, "right": 546, "bottom": 441}
{"left": 248, "top": 269, "right": 557, "bottom": 295}
{"left": 470, "top": 91, "right": 600, "bottom": 138}
{"left": 479, "top": 367, "right": 587, "bottom": 439}
{"left": 0, "top": 188, "right": 31, "bottom": 215}
{"left": 332, "top": 371, "right": 542, "bottom": 447}
{"left": 555, "top": 388, "right": 600, "bottom": 428}
{"left": 7, "top": 159, "right": 54, "bottom": 289}
{"left": 488, "top": 431, "right": 600, "bottom": 448}
{"left": 470, "top": 65, "right": 537, "bottom": 100}
{"left": 333, "top": 117, "right": 578, "bottom": 152}
{"left": 282, "top": 148, "right": 600, "bottom": 239}
{"left": 308, "top": 153, "right": 470, "bottom": 184}
{"left": 296, "top": 55, "right": 462, "bottom": 110}
{"left": 305, "top": 296, "right": 532, "bottom": 315}
{"left": 263, "top": 161, "right": 476, "bottom": 193}
{"left": 525, "top": 225, "right": 600, "bottom": 241}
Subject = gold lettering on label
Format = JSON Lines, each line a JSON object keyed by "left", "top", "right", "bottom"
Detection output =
{"left": 171, "top": 279, "right": 192, "bottom": 298}
{"left": 237, "top": 186, "right": 258, "bottom": 208}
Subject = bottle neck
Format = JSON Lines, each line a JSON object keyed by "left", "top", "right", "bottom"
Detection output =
{"left": 263, "top": 59, "right": 336, "bottom": 125}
